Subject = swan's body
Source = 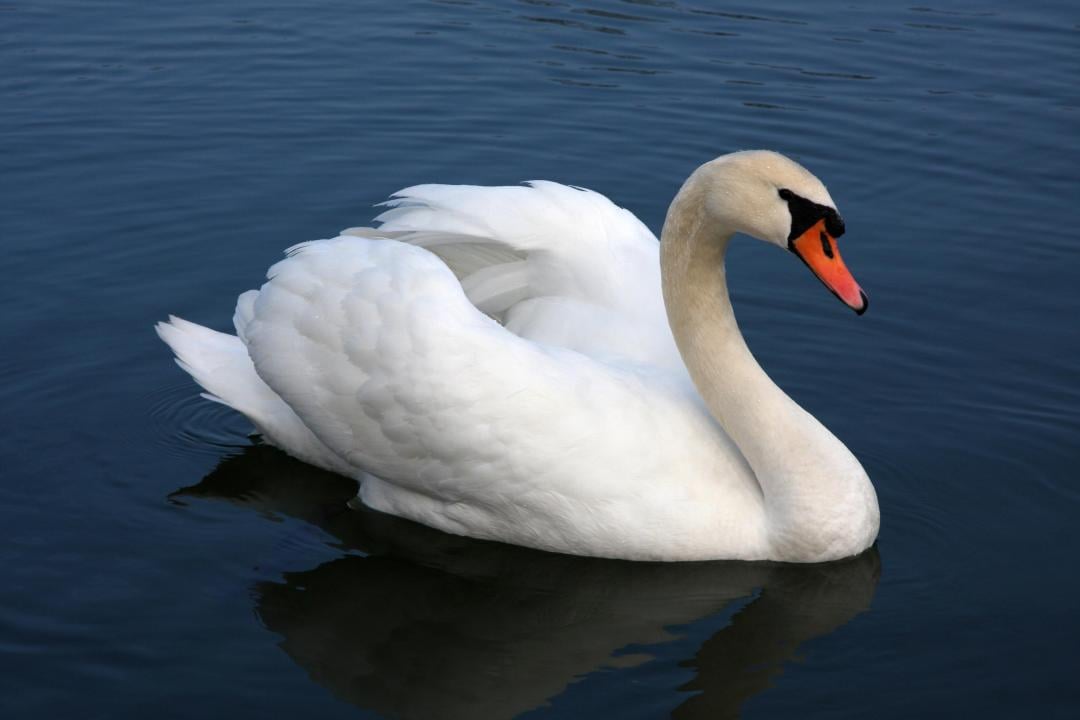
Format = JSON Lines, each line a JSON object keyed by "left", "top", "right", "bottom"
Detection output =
{"left": 158, "top": 151, "right": 879, "bottom": 562}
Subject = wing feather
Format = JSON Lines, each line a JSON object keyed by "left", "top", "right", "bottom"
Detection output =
{"left": 353, "top": 181, "right": 681, "bottom": 368}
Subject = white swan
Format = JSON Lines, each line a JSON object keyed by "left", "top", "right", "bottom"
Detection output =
{"left": 157, "top": 150, "right": 879, "bottom": 562}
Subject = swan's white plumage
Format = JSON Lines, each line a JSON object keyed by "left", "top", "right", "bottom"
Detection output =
{"left": 238, "top": 235, "right": 762, "bottom": 560}
{"left": 158, "top": 152, "right": 879, "bottom": 562}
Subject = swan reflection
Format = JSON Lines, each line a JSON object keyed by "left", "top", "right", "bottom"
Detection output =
{"left": 177, "top": 446, "right": 880, "bottom": 719}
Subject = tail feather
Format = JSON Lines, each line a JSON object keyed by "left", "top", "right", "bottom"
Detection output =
{"left": 155, "top": 315, "right": 353, "bottom": 476}
{"left": 156, "top": 316, "right": 250, "bottom": 408}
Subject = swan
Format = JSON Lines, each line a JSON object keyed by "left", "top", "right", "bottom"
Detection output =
{"left": 157, "top": 150, "right": 879, "bottom": 562}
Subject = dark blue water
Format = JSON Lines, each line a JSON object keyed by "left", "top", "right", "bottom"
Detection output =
{"left": 2, "top": 1, "right": 1078, "bottom": 717}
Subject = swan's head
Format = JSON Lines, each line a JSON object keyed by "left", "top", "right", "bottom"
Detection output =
{"left": 701, "top": 150, "right": 868, "bottom": 314}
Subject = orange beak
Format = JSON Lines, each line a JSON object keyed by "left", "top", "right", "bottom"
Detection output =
{"left": 789, "top": 219, "right": 868, "bottom": 315}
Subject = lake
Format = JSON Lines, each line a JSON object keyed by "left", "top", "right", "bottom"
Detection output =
{"left": 2, "top": 0, "right": 1078, "bottom": 717}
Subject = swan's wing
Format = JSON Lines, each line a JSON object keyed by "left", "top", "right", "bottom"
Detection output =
{"left": 344, "top": 181, "right": 682, "bottom": 369}
{"left": 242, "top": 236, "right": 758, "bottom": 558}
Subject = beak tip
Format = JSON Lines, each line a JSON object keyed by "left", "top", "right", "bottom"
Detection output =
{"left": 854, "top": 290, "right": 869, "bottom": 316}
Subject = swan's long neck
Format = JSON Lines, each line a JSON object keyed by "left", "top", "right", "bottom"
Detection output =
{"left": 659, "top": 169, "right": 877, "bottom": 560}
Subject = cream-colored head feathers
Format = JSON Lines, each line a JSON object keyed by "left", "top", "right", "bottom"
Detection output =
{"left": 694, "top": 150, "right": 838, "bottom": 249}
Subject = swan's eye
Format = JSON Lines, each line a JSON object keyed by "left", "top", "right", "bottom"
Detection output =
{"left": 778, "top": 188, "right": 794, "bottom": 201}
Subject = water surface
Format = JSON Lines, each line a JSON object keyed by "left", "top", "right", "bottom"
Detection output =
{"left": 1, "top": 0, "right": 1078, "bottom": 717}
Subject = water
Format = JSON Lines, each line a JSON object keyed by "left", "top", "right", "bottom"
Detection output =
{"left": 1, "top": 0, "right": 1077, "bottom": 717}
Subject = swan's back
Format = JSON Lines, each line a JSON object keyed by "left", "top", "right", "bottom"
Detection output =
{"left": 364, "top": 181, "right": 682, "bottom": 369}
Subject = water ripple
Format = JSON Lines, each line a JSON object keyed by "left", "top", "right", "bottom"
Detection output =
{"left": 146, "top": 379, "right": 251, "bottom": 459}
